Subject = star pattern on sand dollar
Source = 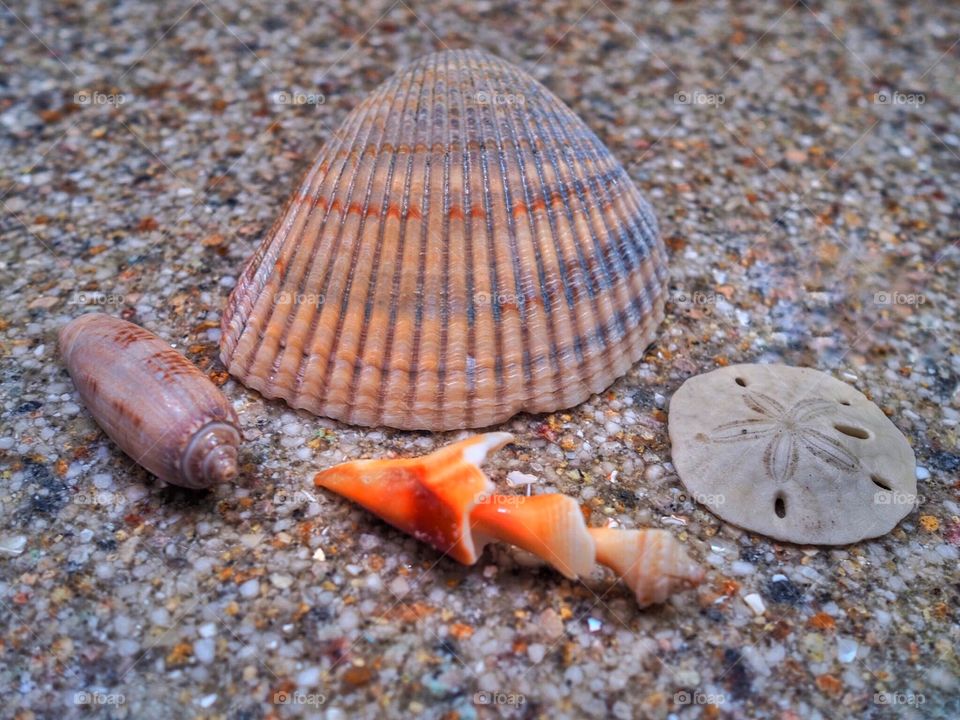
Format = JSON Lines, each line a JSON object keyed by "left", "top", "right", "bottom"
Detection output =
{"left": 708, "top": 392, "right": 860, "bottom": 483}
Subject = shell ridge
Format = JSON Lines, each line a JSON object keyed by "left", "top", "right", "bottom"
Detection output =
{"left": 372, "top": 65, "right": 432, "bottom": 427}
{"left": 221, "top": 145, "right": 330, "bottom": 365}
{"left": 506, "top": 63, "right": 621, "bottom": 393}
{"left": 464, "top": 53, "right": 510, "bottom": 417}
{"left": 546, "top": 97, "right": 649, "bottom": 284}
{"left": 454, "top": 53, "right": 479, "bottom": 428}
{"left": 339, "top": 109, "right": 403, "bottom": 422}
{"left": 545, "top": 109, "right": 644, "bottom": 345}
{"left": 311, "top": 62, "right": 421, "bottom": 415}
{"left": 340, "top": 60, "right": 426, "bottom": 424}
{"left": 610, "top": 175, "right": 666, "bottom": 328}
{"left": 478, "top": 56, "right": 536, "bottom": 408}
{"left": 231, "top": 83, "right": 385, "bottom": 385}
{"left": 435, "top": 50, "right": 456, "bottom": 422}
{"left": 489, "top": 58, "right": 569, "bottom": 411}
{"left": 401, "top": 51, "right": 443, "bottom": 427}
{"left": 554, "top": 110, "right": 664, "bottom": 353}
{"left": 274, "top": 86, "right": 398, "bottom": 406}
{"left": 520, "top": 72, "right": 665, "bottom": 398}
{"left": 496, "top": 61, "right": 587, "bottom": 408}
{"left": 471, "top": 51, "right": 534, "bottom": 414}
{"left": 257, "top": 107, "right": 373, "bottom": 389}
{"left": 525, "top": 81, "right": 621, "bottom": 389}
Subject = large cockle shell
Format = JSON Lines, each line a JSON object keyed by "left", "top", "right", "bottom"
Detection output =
{"left": 222, "top": 49, "right": 667, "bottom": 430}
{"left": 60, "top": 314, "right": 241, "bottom": 489}
{"left": 314, "top": 433, "right": 703, "bottom": 607}
{"left": 668, "top": 364, "right": 918, "bottom": 545}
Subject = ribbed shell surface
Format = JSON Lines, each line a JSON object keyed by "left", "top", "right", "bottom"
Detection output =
{"left": 220, "top": 49, "right": 667, "bottom": 430}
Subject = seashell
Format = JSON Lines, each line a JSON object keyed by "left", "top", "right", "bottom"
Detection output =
{"left": 471, "top": 493, "right": 594, "bottom": 579}
{"left": 589, "top": 527, "right": 705, "bottom": 607}
{"left": 313, "top": 432, "right": 514, "bottom": 564}
{"left": 314, "top": 433, "right": 703, "bottom": 607}
{"left": 60, "top": 314, "right": 241, "bottom": 489}
{"left": 668, "top": 364, "right": 917, "bottom": 545}
{"left": 222, "top": 49, "right": 667, "bottom": 430}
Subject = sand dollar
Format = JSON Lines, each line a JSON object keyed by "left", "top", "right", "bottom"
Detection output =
{"left": 668, "top": 364, "right": 917, "bottom": 545}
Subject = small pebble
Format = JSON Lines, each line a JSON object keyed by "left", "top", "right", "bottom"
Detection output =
{"left": 506, "top": 470, "right": 538, "bottom": 487}
{"left": 297, "top": 666, "right": 321, "bottom": 687}
{"left": 837, "top": 636, "right": 858, "bottom": 663}
{"left": 194, "top": 638, "right": 216, "bottom": 664}
{"left": 527, "top": 643, "right": 546, "bottom": 663}
{"left": 270, "top": 573, "right": 294, "bottom": 589}
{"left": 194, "top": 693, "right": 217, "bottom": 708}
{"left": 744, "top": 593, "right": 766, "bottom": 615}
{"left": 0, "top": 535, "right": 27, "bottom": 557}
{"left": 198, "top": 623, "right": 217, "bottom": 638}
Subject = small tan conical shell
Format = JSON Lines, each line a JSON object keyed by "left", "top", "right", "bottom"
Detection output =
{"left": 221, "top": 49, "right": 667, "bottom": 430}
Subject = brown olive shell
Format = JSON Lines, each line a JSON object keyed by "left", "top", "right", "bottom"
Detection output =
{"left": 60, "top": 314, "right": 241, "bottom": 489}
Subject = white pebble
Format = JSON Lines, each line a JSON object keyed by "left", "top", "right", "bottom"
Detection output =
{"left": 0, "top": 535, "right": 27, "bottom": 557}
{"left": 92, "top": 473, "right": 113, "bottom": 489}
{"left": 338, "top": 608, "right": 359, "bottom": 631}
{"left": 239, "top": 579, "right": 260, "bottom": 598}
{"left": 194, "top": 693, "right": 217, "bottom": 708}
{"left": 113, "top": 615, "right": 135, "bottom": 636}
{"left": 527, "top": 643, "right": 546, "bottom": 663}
{"left": 297, "top": 666, "right": 321, "bottom": 687}
{"left": 194, "top": 638, "right": 216, "bottom": 664}
{"left": 198, "top": 623, "right": 217, "bottom": 638}
{"left": 296, "top": 447, "right": 313, "bottom": 461}
{"left": 506, "top": 471, "right": 538, "bottom": 487}
{"left": 837, "top": 636, "right": 858, "bottom": 663}
{"left": 389, "top": 576, "right": 410, "bottom": 596}
{"left": 116, "top": 639, "right": 140, "bottom": 656}
{"left": 915, "top": 466, "right": 930, "bottom": 480}
{"left": 743, "top": 593, "right": 766, "bottom": 615}
{"left": 270, "top": 574, "right": 294, "bottom": 589}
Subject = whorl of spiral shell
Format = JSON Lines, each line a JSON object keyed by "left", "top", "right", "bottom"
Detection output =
{"left": 221, "top": 49, "right": 667, "bottom": 430}
{"left": 314, "top": 434, "right": 703, "bottom": 608}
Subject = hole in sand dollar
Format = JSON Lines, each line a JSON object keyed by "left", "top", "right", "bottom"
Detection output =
{"left": 871, "top": 474, "right": 893, "bottom": 491}
{"left": 838, "top": 399, "right": 851, "bottom": 406}
{"left": 774, "top": 494, "right": 786, "bottom": 518}
{"left": 735, "top": 377, "right": 747, "bottom": 387}
{"left": 834, "top": 423, "right": 869, "bottom": 440}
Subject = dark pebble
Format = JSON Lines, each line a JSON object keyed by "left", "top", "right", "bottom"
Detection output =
{"left": 721, "top": 648, "right": 753, "bottom": 698}
{"left": 929, "top": 451, "right": 960, "bottom": 473}
{"left": 765, "top": 577, "right": 804, "bottom": 605}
